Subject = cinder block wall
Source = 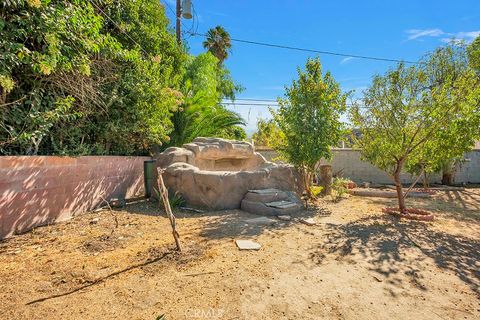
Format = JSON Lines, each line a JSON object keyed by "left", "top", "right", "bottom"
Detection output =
{"left": 0, "top": 156, "right": 150, "bottom": 239}
{"left": 317, "top": 149, "right": 442, "bottom": 184}
{"left": 258, "top": 149, "right": 480, "bottom": 185}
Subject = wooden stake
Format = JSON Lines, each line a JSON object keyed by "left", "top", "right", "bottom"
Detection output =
{"left": 157, "top": 168, "right": 182, "bottom": 251}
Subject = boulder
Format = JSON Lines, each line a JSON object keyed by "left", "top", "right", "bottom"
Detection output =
{"left": 154, "top": 138, "right": 302, "bottom": 210}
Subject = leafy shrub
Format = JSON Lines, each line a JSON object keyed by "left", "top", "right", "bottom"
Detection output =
{"left": 310, "top": 185, "right": 324, "bottom": 197}
{"left": 331, "top": 177, "right": 351, "bottom": 202}
{"left": 154, "top": 188, "right": 186, "bottom": 210}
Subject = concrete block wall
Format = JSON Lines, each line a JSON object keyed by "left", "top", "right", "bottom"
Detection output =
{"left": 317, "top": 149, "right": 442, "bottom": 185}
{"left": 0, "top": 156, "right": 150, "bottom": 240}
{"left": 454, "top": 151, "right": 480, "bottom": 183}
{"left": 258, "top": 149, "right": 480, "bottom": 185}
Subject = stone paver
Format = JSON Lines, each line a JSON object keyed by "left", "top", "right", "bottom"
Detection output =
{"left": 235, "top": 240, "right": 262, "bottom": 250}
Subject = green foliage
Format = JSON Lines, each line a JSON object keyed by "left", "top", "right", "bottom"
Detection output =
{"left": 330, "top": 177, "right": 350, "bottom": 202}
{"left": 310, "top": 185, "right": 324, "bottom": 198}
{"left": 252, "top": 118, "right": 284, "bottom": 148}
{"left": 272, "top": 57, "right": 348, "bottom": 197}
{"left": 165, "top": 191, "right": 186, "bottom": 210}
{"left": 0, "top": 0, "right": 185, "bottom": 155}
{"left": 351, "top": 43, "right": 480, "bottom": 212}
{"left": 154, "top": 188, "right": 185, "bottom": 210}
{"left": 218, "top": 125, "right": 247, "bottom": 141}
{"left": 202, "top": 25, "right": 231, "bottom": 64}
{"left": 467, "top": 35, "right": 480, "bottom": 72}
{"left": 403, "top": 44, "right": 480, "bottom": 183}
{"left": 165, "top": 52, "right": 245, "bottom": 147}
{"left": 1, "top": 0, "right": 107, "bottom": 154}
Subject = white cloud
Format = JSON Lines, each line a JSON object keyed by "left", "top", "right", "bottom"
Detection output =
{"left": 340, "top": 57, "right": 355, "bottom": 64}
{"left": 405, "top": 28, "right": 480, "bottom": 43}
{"left": 441, "top": 31, "right": 480, "bottom": 43}
{"left": 456, "top": 31, "right": 480, "bottom": 38}
{"left": 406, "top": 28, "right": 445, "bottom": 40}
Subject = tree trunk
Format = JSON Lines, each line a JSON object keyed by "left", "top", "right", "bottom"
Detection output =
{"left": 441, "top": 160, "right": 455, "bottom": 185}
{"left": 303, "top": 168, "right": 312, "bottom": 199}
{"left": 442, "top": 171, "right": 454, "bottom": 185}
{"left": 422, "top": 170, "right": 429, "bottom": 190}
{"left": 300, "top": 167, "right": 309, "bottom": 198}
{"left": 320, "top": 165, "right": 333, "bottom": 195}
{"left": 393, "top": 162, "right": 406, "bottom": 214}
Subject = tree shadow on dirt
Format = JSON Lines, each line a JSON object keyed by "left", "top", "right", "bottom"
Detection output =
{"left": 308, "top": 214, "right": 480, "bottom": 295}
{"left": 122, "top": 200, "right": 320, "bottom": 240}
{"left": 363, "top": 189, "right": 480, "bottom": 224}
{"left": 185, "top": 209, "right": 319, "bottom": 240}
{"left": 440, "top": 190, "right": 480, "bottom": 214}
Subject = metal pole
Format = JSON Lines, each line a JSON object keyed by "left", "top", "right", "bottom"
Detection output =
{"left": 176, "top": 0, "right": 181, "bottom": 44}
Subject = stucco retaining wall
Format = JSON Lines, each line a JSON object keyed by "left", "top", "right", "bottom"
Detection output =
{"left": 0, "top": 156, "right": 150, "bottom": 240}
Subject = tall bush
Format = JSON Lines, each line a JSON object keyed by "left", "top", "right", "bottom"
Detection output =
{"left": 272, "top": 57, "right": 348, "bottom": 197}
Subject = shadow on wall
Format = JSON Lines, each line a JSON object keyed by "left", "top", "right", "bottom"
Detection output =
{"left": 0, "top": 156, "right": 150, "bottom": 240}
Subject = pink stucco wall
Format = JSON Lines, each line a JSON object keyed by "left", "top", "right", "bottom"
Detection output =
{"left": 0, "top": 156, "right": 150, "bottom": 240}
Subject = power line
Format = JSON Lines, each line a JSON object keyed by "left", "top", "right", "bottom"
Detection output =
{"left": 162, "top": 0, "right": 196, "bottom": 40}
{"left": 162, "top": 0, "right": 177, "bottom": 17}
{"left": 190, "top": 32, "right": 421, "bottom": 65}
{"left": 227, "top": 98, "right": 365, "bottom": 106}
{"left": 182, "top": 2, "right": 199, "bottom": 39}
{"left": 222, "top": 102, "right": 279, "bottom": 106}
{"left": 229, "top": 98, "right": 278, "bottom": 102}
{"left": 221, "top": 102, "right": 363, "bottom": 107}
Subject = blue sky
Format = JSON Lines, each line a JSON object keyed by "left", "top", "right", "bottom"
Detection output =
{"left": 164, "top": 0, "right": 480, "bottom": 134}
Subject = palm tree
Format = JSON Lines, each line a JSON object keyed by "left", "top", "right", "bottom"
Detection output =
{"left": 165, "top": 89, "right": 245, "bottom": 148}
{"left": 202, "top": 26, "right": 232, "bottom": 64}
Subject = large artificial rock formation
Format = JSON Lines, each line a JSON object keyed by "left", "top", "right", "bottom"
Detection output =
{"left": 154, "top": 137, "right": 302, "bottom": 210}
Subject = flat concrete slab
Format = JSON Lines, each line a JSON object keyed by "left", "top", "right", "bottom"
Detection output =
{"left": 235, "top": 240, "right": 261, "bottom": 250}
{"left": 245, "top": 217, "right": 276, "bottom": 225}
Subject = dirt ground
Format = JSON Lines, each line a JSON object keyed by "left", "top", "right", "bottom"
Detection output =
{"left": 1, "top": 189, "right": 479, "bottom": 320}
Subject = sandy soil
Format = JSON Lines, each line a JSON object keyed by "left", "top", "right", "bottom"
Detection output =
{"left": 1, "top": 189, "right": 479, "bottom": 319}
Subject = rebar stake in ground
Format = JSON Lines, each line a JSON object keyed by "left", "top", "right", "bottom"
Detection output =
{"left": 157, "top": 168, "right": 182, "bottom": 251}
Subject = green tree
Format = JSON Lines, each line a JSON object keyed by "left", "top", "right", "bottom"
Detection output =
{"left": 166, "top": 52, "right": 244, "bottom": 147}
{"left": 252, "top": 118, "right": 284, "bottom": 148}
{"left": 405, "top": 43, "right": 480, "bottom": 186}
{"left": 218, "top": 125, "right": 247, "bottom": 141}
{"left": 202, "top": 26, "right": 231, "bottom": 64}
{"left": 351, "top": 44, "right": 480, "bottom": 214}
{"left": 0, "top": 0, "right": 108, "bottom": 154}
{"left": 272, "top": 57, "right": 348, "bottom": 198}
{"left": 69, "top": 0, "right": 185, "bottom": 155}
{"left": 0, "top": 0, "right": 185, "bottom": 155}
{"left": 467, "top": 35, "right": 480, "bottom": 72}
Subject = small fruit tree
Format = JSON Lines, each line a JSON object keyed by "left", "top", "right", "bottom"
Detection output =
{"left": 272, "top": 57, "right": 348, "bottom": 198}
{"left": 351, "top": 43, "right": 480, "bottom": 214}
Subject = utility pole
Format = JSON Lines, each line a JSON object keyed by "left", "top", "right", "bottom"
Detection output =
{"left": 176, "top": 0, "right": 181, "bottom": 44}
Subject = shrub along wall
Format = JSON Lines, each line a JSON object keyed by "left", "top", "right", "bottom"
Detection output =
{"left": 0, "top": 156, "right": 150, "bottom": 240}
